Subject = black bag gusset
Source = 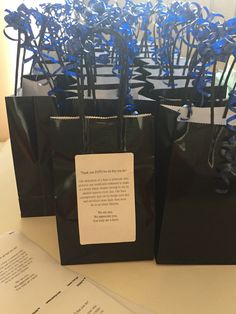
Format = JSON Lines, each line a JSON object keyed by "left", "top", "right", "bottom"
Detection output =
{"left": 5, "top": 96, "right": 57, "bottom": 217}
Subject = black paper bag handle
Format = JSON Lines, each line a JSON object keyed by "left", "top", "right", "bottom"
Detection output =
{"left": 80, "top": 27, "right": 128, "bottom": 118}
{"left": 79, "top": 27, "right": 129, "bottom": 151}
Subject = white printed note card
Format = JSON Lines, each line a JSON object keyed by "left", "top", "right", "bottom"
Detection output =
{"left": 75, "top": 153, "right": 136, "bottom": 245}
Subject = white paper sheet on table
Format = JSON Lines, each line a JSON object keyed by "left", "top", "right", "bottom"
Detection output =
{"left": 0, "top": 231, "right": 154, "bottom": 314}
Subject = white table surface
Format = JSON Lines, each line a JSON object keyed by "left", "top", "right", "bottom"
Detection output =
{"left": 1, "top": 140, "right": 236, "bottom": 314}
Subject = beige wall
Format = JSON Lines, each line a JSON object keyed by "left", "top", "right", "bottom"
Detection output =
{"left": 211, "top": 0, "right": 236, "bottom": 19}
{"left": 0, "top": 0, "right": 236, "bottom": 141}
{"left": 0, "top": 0, "right": 21, "bottom": 141}
{"left": 0, "top": 8, "right": 11, "bottom": 141}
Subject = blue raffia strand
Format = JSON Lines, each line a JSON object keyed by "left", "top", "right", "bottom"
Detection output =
{"left": 4, "top": 0, "right": 236, "bottom": 112}
{"left": 47, "top": 0, "right": 138, "bottom": 110}
{"left": 216, "top": 133, "right": 236, "bottom": 194}
{"left": 186, "top": 12, "right": 236, "bottom": 98}
{"left": 208, "top": 88, "right": 236, "bottom": 194}
{"left": 4, "top": 4, "right": 58, "bottom": 93}
{"left": 151, "top": 2, "right": 235, "bottom": 94}
{"left": 216, "top": 91, "right": 236, "bottom": 193}
{"left": 151, "top": 1, "right": 204, "bottom": 87}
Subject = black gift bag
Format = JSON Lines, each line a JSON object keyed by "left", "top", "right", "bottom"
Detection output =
{"left": 50, "top": 111, "right": 155, "bottom": 265}
{"left": 156, "top": 100, "right": 236, "bottom": 264}
{"left": 50, "top": 28, "right": 156, "bottom": 265}
{"left": 5, "top": 96, "right": 57, "bottom": 217}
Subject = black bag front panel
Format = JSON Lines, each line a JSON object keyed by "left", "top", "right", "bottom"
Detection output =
{"left": 6, "top": 96, "right": 57, "bottom": 217}
{"left": 156, "top": 108, "right": 236, "bottom": 264}
{"left": 51, "top": 115, "right": 156, "bottom": 264}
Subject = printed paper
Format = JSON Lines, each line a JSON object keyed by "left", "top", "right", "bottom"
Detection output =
{"left": 75, "top": 153, "right": 136, "bottom": 245}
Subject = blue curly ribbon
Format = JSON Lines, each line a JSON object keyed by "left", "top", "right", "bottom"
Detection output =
{"left": 4, "top": 0, "right": 236, "bottom": 110}
{"left": 216, "top": 130, "right": 236, "bottom": 194}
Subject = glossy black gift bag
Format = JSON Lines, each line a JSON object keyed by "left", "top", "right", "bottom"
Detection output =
{"left": 50, "top": 29, "right": 156, "bottom": 265}
{"left": 156, "top": 96, "right": 236, "bottom": 264}
{"left": 4, "top": 20, "right": 62, "bottom": 217}
{"left": 5, "top": 96, "right": 57, "bottom": 217}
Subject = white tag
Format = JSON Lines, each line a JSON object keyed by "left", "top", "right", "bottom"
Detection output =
{"left": 75, "top": 153, "right": 136, "bottom": 245}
